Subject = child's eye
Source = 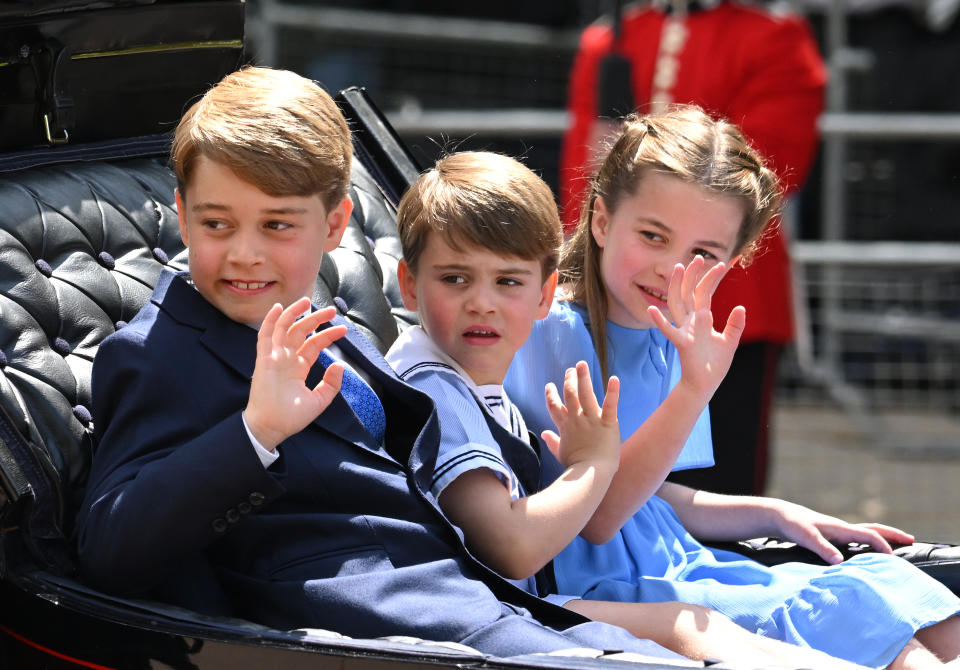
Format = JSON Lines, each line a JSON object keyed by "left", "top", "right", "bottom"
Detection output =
{"left": 201, "top": 219, "right": 228, "bottom": 231}
{"left": 641, "top": 230, "right": 665, "bottom": 243}
{"left": 265, "top": 220, "right": 292, "bottom": 231}
{"left": 498, "top": 277, "right": 522, "bottom": 287}
{"left": 692, "top": 250, "right": 718, "bottom": 262}
{"left": 441, "top": 275, "right": 466, "bottom": 285}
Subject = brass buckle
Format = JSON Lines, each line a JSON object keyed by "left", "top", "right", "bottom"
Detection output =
{"left": 43, "top": 113, "right": 70, "bottom": 145}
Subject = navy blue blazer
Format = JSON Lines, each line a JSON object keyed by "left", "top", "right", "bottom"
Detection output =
{"left": 76, "top": 270, "right": 676, "bottom": 659}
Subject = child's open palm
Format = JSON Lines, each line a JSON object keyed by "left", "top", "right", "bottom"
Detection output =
{"left": 648, "top": 256, "right": 745, "bottom": 400}
{"left": 245, "top": 298, "right": 347, "bottom": 451}
{"left": 541, "top": 361, "right": 621, "bottom": 470}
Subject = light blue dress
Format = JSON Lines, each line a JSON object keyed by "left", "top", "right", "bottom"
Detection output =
{"left": 505, "top": 299, "right": 960, "bottom": 668}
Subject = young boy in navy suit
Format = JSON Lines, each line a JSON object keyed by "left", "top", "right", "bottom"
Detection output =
{"left": 387, "top": 150, "right": 865, "bottom": 668}
{"left": 75, "top": 66, "right": 688, "bottom": 659}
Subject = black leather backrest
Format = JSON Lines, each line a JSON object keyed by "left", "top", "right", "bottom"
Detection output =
{"left": 0, "top": 155, "right": 413, "bottom": 571}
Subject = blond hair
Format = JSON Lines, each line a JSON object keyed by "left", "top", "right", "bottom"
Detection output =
{"left": 172, "top": 66, "right": 352, "bottom": 210}
{"left": 397, "top": 151, "right": 562, "bottom": 280}
{"left": 563, "top": 105, "right": 782, "bottom": 379}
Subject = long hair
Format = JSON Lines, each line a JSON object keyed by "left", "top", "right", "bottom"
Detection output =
{"left": 562, "top": 105, "right": 782, "bottom": 379}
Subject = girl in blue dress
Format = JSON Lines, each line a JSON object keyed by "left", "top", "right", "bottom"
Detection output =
{"left": 505, "top": 106, "right": 960, "bottom": 669}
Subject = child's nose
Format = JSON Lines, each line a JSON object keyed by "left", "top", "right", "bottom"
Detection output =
{"left": 226, "top": 230, "right": 262, "bottom": 265}
{"left": 464, "top": 286, "right": 495, "bottom": 313}
{"left": 653, "top": 255, "right": 677, "bottom": 279}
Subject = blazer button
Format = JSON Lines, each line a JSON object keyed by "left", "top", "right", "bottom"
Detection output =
{"left": 249, "top": 492, "right": 266, "bottom": 506}
{"left": 212, "top": 518, "right": 228, "bottom": 533}
{"left": 225, "top": 508, "right": 240, "bottom": 524}
{"left": 238, "top": 502, "right": 252, "bottom": 515}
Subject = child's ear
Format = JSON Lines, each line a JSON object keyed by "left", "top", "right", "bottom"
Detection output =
{"left": 590, "top": 197, "right": 611, "bottom": 249}
{"left": 535, "top": 269, "right": 558, "bottom": 320}
{"left": 175, "top": 188, "right": 189, "bottom": 247}
{"left": 397, "top": 259, "right": 419, "bottom": 312}
{"left": 322, "top": 196, "right": 354, "bottom": 252}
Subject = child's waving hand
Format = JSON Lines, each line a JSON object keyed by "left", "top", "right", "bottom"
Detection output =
{"left": 541, "top": 361, "right": 621, "bottom": 470}
{"left": 246, "top": 298, "right": 347, "bottom": 450}
{"left": 647, "top": 255, "right": 746, "bottom": 401}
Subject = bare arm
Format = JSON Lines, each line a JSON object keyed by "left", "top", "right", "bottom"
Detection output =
{"left": 656, "top": 481, "right": 771, "bottom": 541}
{"left": 583, "top": 258, "right": 744, "bottom": 542}
{"left": 657, "top": 481, "right": 915, "bottom": 564}
{"left": 439, "top": 363, "right": 620, "bottom": 580}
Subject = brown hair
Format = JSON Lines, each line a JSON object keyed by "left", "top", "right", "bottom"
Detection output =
{"left": 397, "top": 151, "right": 562, "bottom": 280}
{"left": 563, "top": 105, "right": 783, "bottom": 379}
{"left": 171, "top": 66, "right": 352, "bottom": 210}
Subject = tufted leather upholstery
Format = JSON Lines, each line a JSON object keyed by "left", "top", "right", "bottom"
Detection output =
{"left": 0, "top": 153, "right": 415, "bottom": 574}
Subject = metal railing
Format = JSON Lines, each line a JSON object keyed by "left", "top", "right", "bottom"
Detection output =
{"left": 788, "top": 242, "right": 960, "bottom": 405}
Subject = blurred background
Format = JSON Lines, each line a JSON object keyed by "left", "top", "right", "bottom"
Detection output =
{"left": 243, "top": 0, "right": 960, "bottom": 541}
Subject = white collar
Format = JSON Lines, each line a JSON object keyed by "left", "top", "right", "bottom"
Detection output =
{"left": 388, "top": 325, "right": 474, "bottom": 385}
{"left": 387, "top": 326, "right": 521, "bottom": 436}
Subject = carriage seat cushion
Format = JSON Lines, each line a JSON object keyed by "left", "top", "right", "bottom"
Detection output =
{"left": 0, "top": 154, "right": 414, "bottom": 573}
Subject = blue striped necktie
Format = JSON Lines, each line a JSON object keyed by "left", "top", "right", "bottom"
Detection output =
{"left": 318, "top": 349, "right": 386, "bottom": 444}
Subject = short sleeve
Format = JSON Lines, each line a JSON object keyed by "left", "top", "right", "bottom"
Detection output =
{"left": 406, "top": 372, "right": 519, "bottom": 500}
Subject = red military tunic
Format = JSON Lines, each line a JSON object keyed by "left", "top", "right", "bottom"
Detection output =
{"left": 561, "top": 2, "right": 827, "bottom": 344}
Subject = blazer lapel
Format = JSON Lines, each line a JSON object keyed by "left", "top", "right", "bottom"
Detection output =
{"left": 324, "top": 316, "right": 443, "bottom": 473}
{"left": 196, "top": 311, "right": 260, "bottom": 385}
{"left": 334, "top": 316, "right": 400, "bottom": 381}
{"left": 305, "top": 315, "right": 400, "bottom": 463}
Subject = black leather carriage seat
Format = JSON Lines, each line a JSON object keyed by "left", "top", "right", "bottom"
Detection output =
{"left": 0, "top": 153, "right": 414, "bottom": 576}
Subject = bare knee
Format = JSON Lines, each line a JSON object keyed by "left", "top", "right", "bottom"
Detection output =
{"left": 915, "top": 616, "right": 960, "bottom": 662}
{"left": 888, "top": 637, "right": 948, "bottom": 670}
{"left": 562, "top": 599, "right": 735, "bottom": 660}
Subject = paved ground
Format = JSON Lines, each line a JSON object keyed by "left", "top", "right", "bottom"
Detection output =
{"left": 767, "top": 403, "right": 960, "bottom": 542}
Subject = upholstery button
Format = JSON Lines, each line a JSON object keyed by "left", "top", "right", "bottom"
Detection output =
{"left": 211, "top": 518, "right": 228, "bottom": 533}
{"left": 152, "top": 247, "right": 169, "bottom": 264}
{"left": 249, "top": 492, "right": 266, "bottom": 506}
{"left": 97, "top": 251, "right": 116, "bottom": 270}
{"left": 238, "top": 502, "right": 252, "bottom": 515}
{"left": 225, "top": 508, "right": 240, "bottom": 524}
{"left": 72, "top": 405, "right": 92, "bottom": 425}
{"left": 35, "top": 259, "right": 53, "bottom": 277}
{"left": 333, "top": 296, "right": 348, "bottom": 314}
{"left": 53, "top": 337, "right": 72, "bottom": 356}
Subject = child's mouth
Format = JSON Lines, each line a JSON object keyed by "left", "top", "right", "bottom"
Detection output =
{"left": 228, "top": 280, "right": 270, "bottom": 291}
{"left": 641, "top": 286, "right": 666, "bottom": 302}
{"left": 463, "top": 328, "right": 500, "bottom": 342}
